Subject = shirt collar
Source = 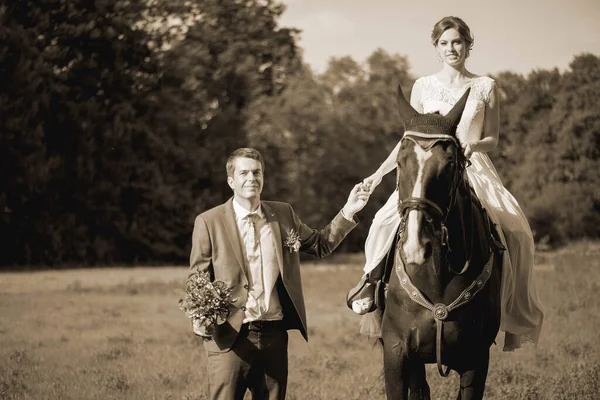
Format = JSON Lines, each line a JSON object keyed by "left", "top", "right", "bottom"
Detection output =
{"left": 232, "top": 198, "right": 264, "bottom": 221}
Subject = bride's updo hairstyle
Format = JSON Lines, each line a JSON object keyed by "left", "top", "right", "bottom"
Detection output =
{"left": 431, "top": 16, "right": 475, "bottom": 58}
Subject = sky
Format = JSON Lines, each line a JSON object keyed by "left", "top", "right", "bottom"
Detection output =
{"left": 278, "top": 0, "right": 600, "bottom": 77}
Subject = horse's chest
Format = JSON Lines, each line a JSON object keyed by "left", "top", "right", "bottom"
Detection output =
{"left": 398, "top": 306, "right": 472, "bottom": 359}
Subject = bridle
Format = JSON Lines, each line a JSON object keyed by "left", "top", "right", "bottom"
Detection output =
{"left": 396, "top": 131, "right": 468, "bottom": 255}
{"left": 393, "top": 131, "right": 494, "bottom": 378}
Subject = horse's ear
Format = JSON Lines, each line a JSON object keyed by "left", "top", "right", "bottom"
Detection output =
{"left": 396, "top": 84, "right": 418, "bottom": 124}
{"left": 445, "top": 87, "right": 471, "bottom": 131}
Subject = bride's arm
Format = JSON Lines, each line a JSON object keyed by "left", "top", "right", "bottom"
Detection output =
{"left": 363, "top": 141, "right": 400, "bottom": 192}
{"left": 410, "top": 78, "right": 424, "bottom": 113}
{"left": 363, "top": 80, "right": 424, "bottom": 192}
{"left": 467, "top": 82, "right": 499, "bottom": 156}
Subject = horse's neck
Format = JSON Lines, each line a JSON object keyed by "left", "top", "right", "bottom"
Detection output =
{"left": 405, "top": 183, "right": 474, "bottom": 298}
{"left": 446, "top": 181, "right": 490, "bottom": 272}
{"left": 403, "top": 179, "right": 492, "bottom": 302}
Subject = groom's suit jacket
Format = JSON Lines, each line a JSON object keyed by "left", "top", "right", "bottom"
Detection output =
{"left": 189, "top": 197, "right": 358, "bottom": 353}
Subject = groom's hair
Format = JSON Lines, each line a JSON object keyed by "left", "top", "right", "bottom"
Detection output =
{"left": 226, "top": 148, "right": 265, "bottom": 177}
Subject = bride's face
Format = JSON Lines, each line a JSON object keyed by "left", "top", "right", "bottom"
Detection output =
{"left": 435, "top": 28, "right": 468, "bottom": 66}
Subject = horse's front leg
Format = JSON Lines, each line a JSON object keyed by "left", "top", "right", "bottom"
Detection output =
{"left": 383, "top": 340, "right": 409, "bottom": 400}
{"left": 407, "top": 360, "right": 430, "bottom": 400}
{"left": 383, "top": 343, "right": 430, "bottom": 400}
{"left": 455, "top": 348, "right": 490, "bottom": 400}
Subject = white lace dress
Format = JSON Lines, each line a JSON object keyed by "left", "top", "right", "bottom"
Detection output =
{"left": 363, "top": 75, "right": 544, "bottom": 345}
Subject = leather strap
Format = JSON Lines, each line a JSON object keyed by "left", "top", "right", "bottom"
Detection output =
{"left": 395, "top": 249, "right": 494, "bottom": 377}
{"left": 436, "top": 319, "right": 451, "bottom": 377}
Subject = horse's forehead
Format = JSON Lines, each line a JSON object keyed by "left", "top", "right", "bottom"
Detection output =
{"left": 413, "top": 144, "right": 433, "bottom": 162}
{"left": 400, "top": 134, "right": 450, "bottom": 163}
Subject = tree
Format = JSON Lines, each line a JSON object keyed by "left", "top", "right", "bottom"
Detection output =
{"left": 0, "top": 0, "right": 302, "bottom": 266}
{"left": 148, "top": 0, "right": 301, "bottom": 238}
{"left": 503, "top": 54, "right": 600, "bottom": 244}
{"left": 1, "top": 0, "right": 161, "bottom": 265}
{"left": 248, "top": 49, "right": 415, "bottom": 249}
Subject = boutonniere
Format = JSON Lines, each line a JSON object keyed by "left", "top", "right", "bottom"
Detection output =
{"left": 284, "top": 227, "right": 301, "bottom": 253}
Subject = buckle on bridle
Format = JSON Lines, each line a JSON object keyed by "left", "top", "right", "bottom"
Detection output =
{"left": 440, "top": 224, "right": 449, "bottom": 246}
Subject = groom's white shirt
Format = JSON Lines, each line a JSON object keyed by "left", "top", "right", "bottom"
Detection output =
{"left": 232, "top": 198, "right": 283, "bottom": 323}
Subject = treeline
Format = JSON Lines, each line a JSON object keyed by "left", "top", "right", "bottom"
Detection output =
{"left": 1, "top": 0, "right": 598, "bottom": 267}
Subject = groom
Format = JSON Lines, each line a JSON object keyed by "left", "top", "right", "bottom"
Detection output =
{"left": 189, "top": 148, "right": 370, "bottom": 399}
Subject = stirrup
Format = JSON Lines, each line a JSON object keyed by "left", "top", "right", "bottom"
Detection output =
{"left": 374, "top": 280, "right": 387, "bottom": 309}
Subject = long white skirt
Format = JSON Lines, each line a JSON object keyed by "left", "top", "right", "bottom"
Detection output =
{"left": 363, "top": 152, "right": 544, "bottom": 345}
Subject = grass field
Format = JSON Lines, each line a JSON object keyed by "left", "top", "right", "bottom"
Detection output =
{"left": 1, "top": 241, "right": 599, "bottom": 399}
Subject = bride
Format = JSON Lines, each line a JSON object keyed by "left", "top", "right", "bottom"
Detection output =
{"left": 346, "top": 16, "right": 544, "bottom": 350}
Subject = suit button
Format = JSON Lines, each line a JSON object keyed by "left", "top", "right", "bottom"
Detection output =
{"left": 243, "top": 284, "right": 249, "bottom": 290}
{"left": 241, "top": 306, "right": 247, "bottom": 311}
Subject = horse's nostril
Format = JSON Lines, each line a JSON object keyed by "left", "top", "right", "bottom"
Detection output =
{"left": 423, "top": 240, "right": 432, "bottom": 259}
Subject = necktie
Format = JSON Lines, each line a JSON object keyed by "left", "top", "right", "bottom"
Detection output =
{"left": 244, "top": 213, "right": 263, "bottom": 298}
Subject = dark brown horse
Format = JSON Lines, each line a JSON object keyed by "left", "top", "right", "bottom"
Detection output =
{"left": 380, "top": 86, "right": 504, "bottom": 400}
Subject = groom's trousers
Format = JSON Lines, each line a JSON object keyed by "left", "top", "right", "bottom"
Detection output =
{"left": 206, "top": 320, "right": 288, "bottom": 400}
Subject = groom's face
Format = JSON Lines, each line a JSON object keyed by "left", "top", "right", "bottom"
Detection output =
{"left": 227, "top": 157, "right": 264, "bottom": 202}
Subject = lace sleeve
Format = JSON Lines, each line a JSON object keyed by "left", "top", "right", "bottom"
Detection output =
{"left": 412, "top": 77, "right": 426, "bottom": 109}
{"left": 481, "top": 77, "right": 496, "bottom": 104}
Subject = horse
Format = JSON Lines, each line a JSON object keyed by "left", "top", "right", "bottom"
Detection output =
{"left": 379, "top": 86, "right": 504, "bottom": 400}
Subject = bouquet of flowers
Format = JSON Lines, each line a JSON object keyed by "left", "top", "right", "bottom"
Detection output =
{"left": 177, "top": 270, "right": 236, "bottom": 328}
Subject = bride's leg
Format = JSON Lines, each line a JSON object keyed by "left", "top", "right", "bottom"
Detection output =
{"left": 347, "top": 190, "right": 400, "bottom": 314}
{"left": 465, "top": 159, "right": 543, "bottom": 348}
{"left": 498, "top": 221, "right": 544, "bottom": 349}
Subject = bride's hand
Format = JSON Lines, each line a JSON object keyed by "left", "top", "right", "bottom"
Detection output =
{"left": 362, "top": 172, "right": 383, "bottom": 194}
{"left": 462, "top": 142, "right": 476, "bottom": 159}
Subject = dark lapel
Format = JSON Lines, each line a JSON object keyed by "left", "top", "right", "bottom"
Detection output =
{"left": 220, "top": 198, "right": 247, "bottom": 279}
{"left": 261, "top": 202, "right": 284, "bottom": 277}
